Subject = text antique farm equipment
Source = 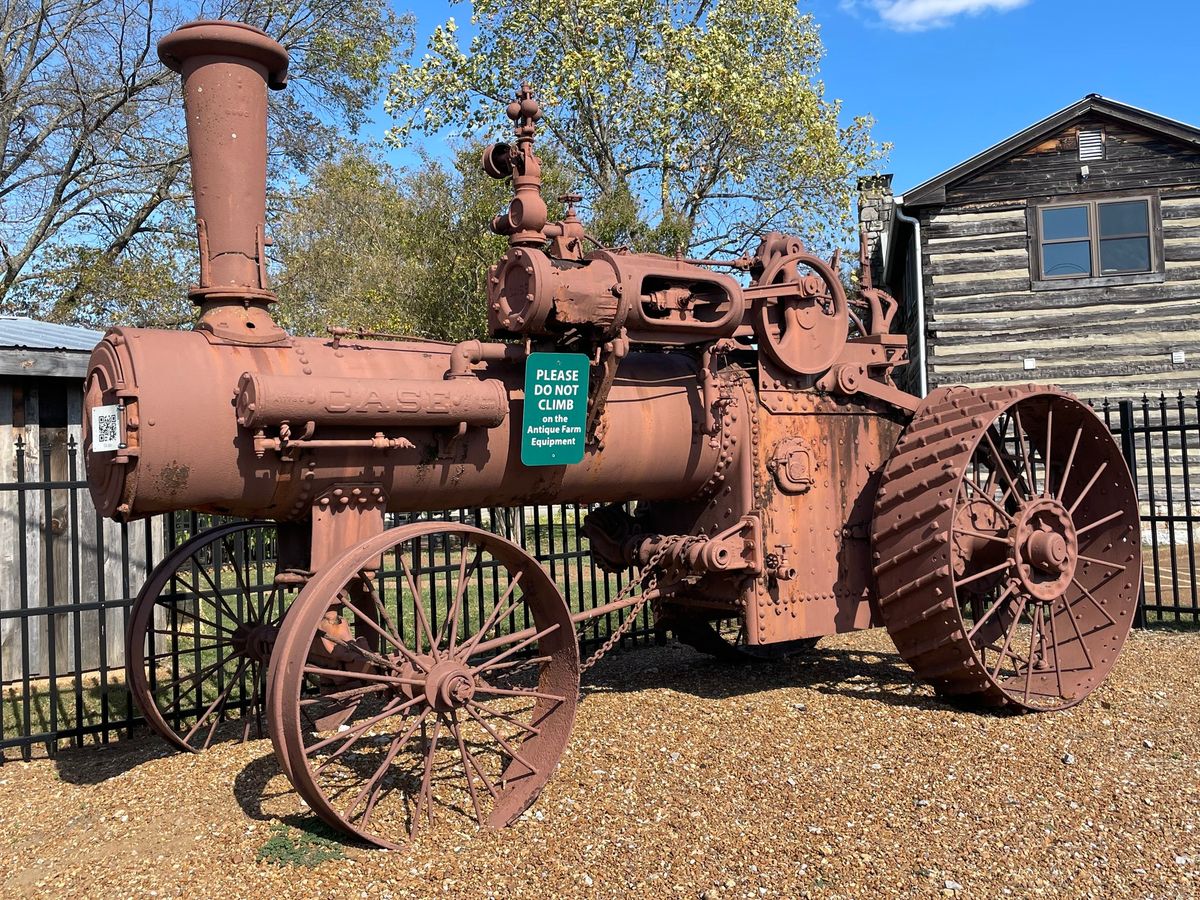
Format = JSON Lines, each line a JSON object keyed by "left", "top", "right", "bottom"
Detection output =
{"left": 82, "top": 21, "right": 1142, "bottom": 848}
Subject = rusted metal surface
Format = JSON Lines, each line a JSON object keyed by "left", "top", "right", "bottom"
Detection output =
{"left": 157, "top": 20, "right": 289, "bottom": 345}
{"left": 872, "top": 385, "right": 1140, "bottom": 710}
{"left": 266, "top": 523, "right": 579, "bottom": 848}
{"left": 88, "top": 19, "right": 1144, "bottom": 850}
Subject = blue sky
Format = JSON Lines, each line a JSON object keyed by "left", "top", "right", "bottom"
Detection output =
{"left": 369, "top": 0, "right": 1200, "bottom": 196}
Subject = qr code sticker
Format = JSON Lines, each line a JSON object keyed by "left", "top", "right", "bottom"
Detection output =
{"left": 91, "top": 405, "right": 121, "bottom": 452}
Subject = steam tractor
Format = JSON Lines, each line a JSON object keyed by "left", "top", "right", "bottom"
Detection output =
{"left": 82, "top": 21, "right": 1142, "bottom": 848}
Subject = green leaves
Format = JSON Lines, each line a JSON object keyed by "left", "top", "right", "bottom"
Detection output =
{"left": 273, "top": 144, "right": 576, "bottom": 340}
{"left": 385, "top": 0, "right": 887, "bottom": 256}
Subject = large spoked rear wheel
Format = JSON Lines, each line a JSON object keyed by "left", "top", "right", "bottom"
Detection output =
{"left": 268, "top": 522, "right": 579, "bottom": 849}
{"left": 874, "top": 385, "right": 1141, "bottom": 711}
{"left": 127, "top": 521, "right": 302, "bottom": 752}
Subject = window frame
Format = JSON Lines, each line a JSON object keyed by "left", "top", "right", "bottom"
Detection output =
{"left": 1027, "top": 192, "right": 1164, "bottom": 291}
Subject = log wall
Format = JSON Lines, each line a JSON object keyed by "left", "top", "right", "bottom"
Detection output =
{"left": 910, "top": 119, "right": 1200, "bottom": 400}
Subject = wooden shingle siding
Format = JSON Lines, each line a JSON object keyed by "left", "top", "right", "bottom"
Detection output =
{"left": 946, "top": 121, "right": 1200, "bottom": 204}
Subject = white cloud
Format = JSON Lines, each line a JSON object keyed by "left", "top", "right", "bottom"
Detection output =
{"left": 845, "top": 0, "right": 1031, "bottom": 31}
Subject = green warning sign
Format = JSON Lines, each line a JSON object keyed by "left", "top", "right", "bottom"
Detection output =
{"left": 521, "top": 352, "right": 590, "bottom": 466}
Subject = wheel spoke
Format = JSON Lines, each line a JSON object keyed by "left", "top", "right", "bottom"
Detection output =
{"left": 962, "top": 477, "right": 1016, "bottom": 523}
{"left": 456, "top": 572, "right": 525, "bottom": 660}
{"left": 306, "top": 694, "right": 422, "bottom": 757}
{"left": 1056, "top": 427, "right": 1083, "bottom": 502}
{"left": 966, "top": 583, "right": 1017, "bottom": 641}
{"left": 447, "top": 711, "right": 486, "bottom": 824}
{"left": 410, "top": 717, "right": 443, "bottom": 837}
{"left": 1076, "top": 554, "right": 1126, "bottom": 573}
{"left": 1061, "top": 597, "right": 1095, "bottom": 670}
{"left": 467, "top": 700, "right": 540, "bottom": 737}
{"left": 400, "top": 555, "right": 438, "bottom": 655}
{"left": 956, "top": 528, "right": 1014, "bottom": 546}
{"left": 223, "top": 535, "right": 258, "bottom": 625}
{"left": 464, "top": 705, "right": 538, "bottom": 779}
{"left": 335, "top": 593, "right": 426, "bottom": 672}
{"left": 361, "top": 580, "right": 419, "bottom": 667}
{"left": 159, "top": 599, "right": 235, "bottom": 635}
{"left": 1075, "top": 508, "right": 1125, "bottom": 537}
{"left": 472, "top": 623, "right": 562, "bottom": 675}
{"left": 1047, "top": 601, "right": 1065, "bottom": 697}
{"left": 1068, "top": 461, "right": 1109, "bottom": 516}
{"left": 182, "top": 657, "right": 247, "bottom": 748}
{"left": 345, "top": 711, "right": 429, "bottom": 824}
{"left": 1042, "top": 407, "right": 1053, "bottom": 497}
{"left": 982, "top": 431, "right": 1024, "bottom": 503}
{"left": 955, "top": 559, "right": 1012, "bottom": 589}
{"left": 439, "top": 543, "right": 479, "bottom": 652}
{"left": 1024, "top": 604, "right": 1042, "bottom": 704}
{"left": 990, "top": 596, "right": 1028, "bottom": 682}
{"left": 302, "top": 664, "right": 421, "bottom": 686}
{"left": 1014, "top": 408, "right": 1037, "bottom": 496}
{"left": 186, "top": 555, "right": 243, "bottom": 625}
{"left": 1069, "top": 577, "right": 1117, "bottom": 626}
{"left": 298, "top": 682, "right": 392, "bottom": 707}
{"left": 473, "top": 684, "right": 568, "bottom": 704}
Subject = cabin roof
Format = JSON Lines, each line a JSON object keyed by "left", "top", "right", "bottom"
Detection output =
{"left": 0, "top": 317, "right": 103, "bottom": 379}
{"left": 899, "top": 95, "right": 1200, "bottom": 208}
{"left": 0, "top": 316, "right": 103, "bottom": 352}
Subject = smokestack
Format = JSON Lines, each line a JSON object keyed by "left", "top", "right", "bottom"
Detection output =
{"left": 158, "top": 20, "right": 290, "bottom": 344}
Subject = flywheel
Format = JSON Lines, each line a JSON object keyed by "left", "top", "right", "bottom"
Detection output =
{"left": 872, "top": 385, "right": 1141, "bottom": 710}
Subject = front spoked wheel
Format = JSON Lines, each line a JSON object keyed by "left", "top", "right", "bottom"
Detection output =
{"left": 268, "top": 522, "right": 579, "bottom": 849}
{"left": 127, "top": 521, "right": 302, "bottom": 752}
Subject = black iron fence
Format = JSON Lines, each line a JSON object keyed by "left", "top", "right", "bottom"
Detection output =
{"left": 1, "top": 394, "right": 1197, "bottom": 758}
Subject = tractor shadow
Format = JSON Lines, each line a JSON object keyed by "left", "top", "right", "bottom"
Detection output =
{"left": 580, "top": 637, "right": 1009, "bottom": 715}
{"left": 50, "top": 727, "right": 175, "bottom": 784}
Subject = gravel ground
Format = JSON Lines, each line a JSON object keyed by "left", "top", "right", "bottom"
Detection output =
{"left": 0, "top": 627, "right": 1197, "bottom": 900}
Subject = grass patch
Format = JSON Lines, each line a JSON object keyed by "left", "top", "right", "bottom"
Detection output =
{"left": 256, "top": 821, "right": 347, "bottom": 867}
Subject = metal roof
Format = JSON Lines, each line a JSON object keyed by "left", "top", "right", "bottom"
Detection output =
{"left": 0, "top": 316, "right": 103, "bottom": 352}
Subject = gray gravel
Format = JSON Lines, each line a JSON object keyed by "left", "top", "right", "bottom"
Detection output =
{"left": 0, "top": 627, "right": 1197, "bottom": 899}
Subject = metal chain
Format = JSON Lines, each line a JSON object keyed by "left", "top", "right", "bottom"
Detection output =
{"left": 578, "top": 542, "right": 670, "bottom": 674}
{"left": 577, "top": 533, "right": 710, "bottom": 674}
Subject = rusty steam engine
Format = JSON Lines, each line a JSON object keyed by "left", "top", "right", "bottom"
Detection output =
{"left": 82, "top": 21, "right": 1143, "bottom": 848}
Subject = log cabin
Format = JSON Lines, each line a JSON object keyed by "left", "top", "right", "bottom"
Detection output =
{"left": 865, "top": 95, "right": 1200, "bottom": 400}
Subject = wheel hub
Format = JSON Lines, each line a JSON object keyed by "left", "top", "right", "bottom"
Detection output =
{"left": 1013, "top": 498, "right": 1077, "bottom": 601}
{"left": 230, "top": 623, "right": 279, "bottom": 662}
{"left": 401, "top": 658, "right": 476, "bottom": 712}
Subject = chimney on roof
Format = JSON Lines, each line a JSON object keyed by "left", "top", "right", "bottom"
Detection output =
{"left": 857, "top": 174, "right": 894, "bottom": 289}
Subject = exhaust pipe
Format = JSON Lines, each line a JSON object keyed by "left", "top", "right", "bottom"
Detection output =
{"left": 158, "top": 20, "right": 290, "bottom": 344}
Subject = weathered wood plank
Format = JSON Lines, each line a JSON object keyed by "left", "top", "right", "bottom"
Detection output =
{"left": 932, "top": 275, "right": 1200, "bottom": 311}
{"left": 932, "top": 309, "right": 1200, "bottom": 342}
{"left": 0, "top": 350, "right": 92, "bottom": 379}
{"left": 0, "top": 383, "right": 17, "bottom": 684}
{"left": 1164, "top": 241, "right": 1200, "bottom": 262}
{"left": 934, "top": 357, "right": 1200, "bottom": 381}
{"left": 930, "top": 276, "right": 1032, "bottom": 298}
{"left": 933, "top": 335, "right": 1199, "bottom": 366}
{"left": 924, "top": 232, "right": 1028, "bottom": 254}
{"left": 1161, "top": 199, "right": 1200, "bottom": 218}
{"left": 1162, "top": 223, "right": 1200, "bottom": 238}
{"left": 926, "top": 251, "right": 1028, "bottom": 277}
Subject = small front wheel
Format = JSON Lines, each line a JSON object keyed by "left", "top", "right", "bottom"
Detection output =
{"left": 268, "top": 522, "right": 579, "bottom": 848}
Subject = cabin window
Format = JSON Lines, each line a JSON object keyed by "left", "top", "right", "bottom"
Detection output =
{"left": 1032, "top": 194, "right": 1161, "bottom": 288}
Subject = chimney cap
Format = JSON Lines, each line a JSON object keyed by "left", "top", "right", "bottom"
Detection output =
{"left": 158, "top": 20, "right": 289, "bottom": 90}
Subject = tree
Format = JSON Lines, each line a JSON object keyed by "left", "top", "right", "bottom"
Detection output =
{"left": 274, "top": 144, "right": 575, "bottom": 340}
{"left": 385, "top": 0, "right": 887, "bottom": 257}
{"left": 1, "top": 0, "right": 411, "bottom": 325}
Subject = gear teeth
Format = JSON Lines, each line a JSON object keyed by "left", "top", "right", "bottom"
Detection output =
{"left": 872, "top": 385, "right": 1011, "bottom": 708}
{"left": 872, "top": 382, "right": 1136, "bottom": 712}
